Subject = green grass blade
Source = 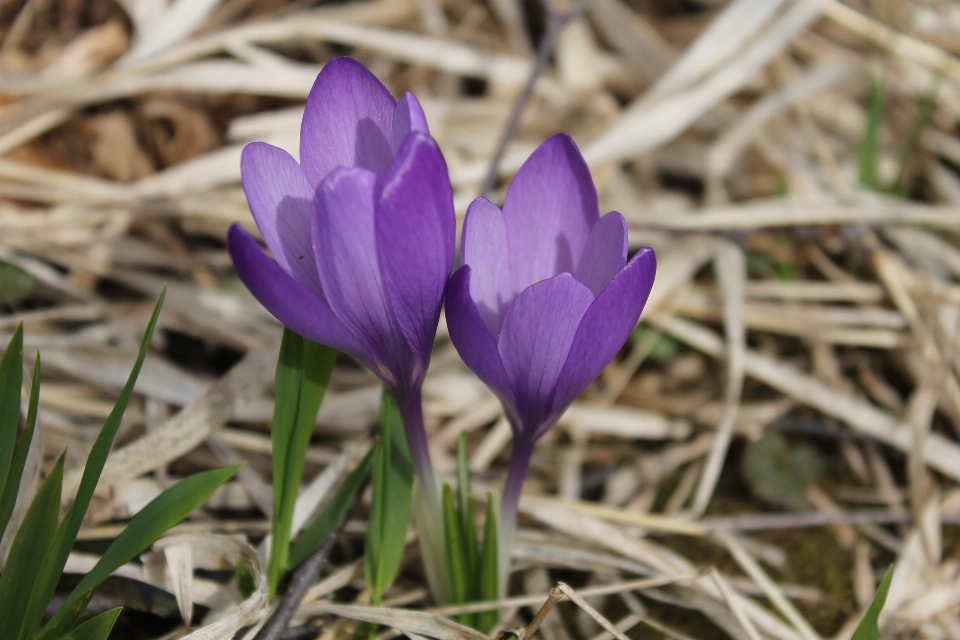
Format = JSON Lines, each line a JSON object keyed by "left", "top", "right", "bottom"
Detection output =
{"left": 891, "top": 71, "right": 942, "bottom": 197}
{"left": 365, "top": 389, "right": 413, "bottom": 605}
{"left": 268, "top": 329, "right": 337, "bottom": 597}
{"left": 456, "top": 433, "right": 478, "bottom": 603}
{"left": 58, "top": 608, "right": 121, "bottom": 640}
{"left": 858, "top": 71, "right": 885, "bottom": 190}
{"left": 19, "top": 290, "right": 165, "bottom": 640}
{"left": 289, "top": 444, "right": 375, "bottom": 568}
{"left": 851, "top": 565, "right": 894, "bottom": 640}
{"left": 0, "top": 452, "right": 64, "bottom": 636}
{"left": 0, "top": 352, "right": 39, "bottom": 542}
{"left": 268, "top": 329, "right": 303, "bottom": 595}
{"left": 444, "top": 482, "right": 478, "bottom": 627}
{"left": 38, "top": 464, "right": 240, "bottom": 639}
{"left": 443, "top": 483, "right": 467, "bottom": 606}
{"left": 477, "top": 493, "right": 499, "bottom": 634}
{"left": 0, "top": 324, "right": 24, "bottom": 511}
{"left": 235, "top": 560, "right": 257, "bottom": 599}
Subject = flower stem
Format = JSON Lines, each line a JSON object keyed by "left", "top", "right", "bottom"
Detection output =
{"left": 498, "top": 436, "right": 535, "bottom": 593}
{"left": 393, "top": 388, "right": 449, "bottom": 601}
{"left": 394, "top": 388, "right": 437, "bottom": 498}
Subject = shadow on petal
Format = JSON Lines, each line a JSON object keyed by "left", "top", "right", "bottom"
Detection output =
{"left": 498, "top": 273, "right": 594, "bottom": 439}
{"left": 444, "top": 266, "right": 515, "bottom": 414}
{"left": 376, "top": 134, "right": 456, "bottom": 383}
{"left": 227, "top": 224, "right": 371, "bottom": 363}
{"left": 548, "top": 248, "right": 657, "bottom": 434}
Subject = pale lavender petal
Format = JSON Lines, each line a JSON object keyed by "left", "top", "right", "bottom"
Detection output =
{"left": 375, "top": 133, "right": 455, "bottom": 384}
{"left": 497, "top": 274, "right": 595, "bottom": 438}
{"left": 392, "top": 93, "right": 430, "bottom": 152}
{"left": 311, "top": 166, "right": 410, "bottom": 385}
{"left": 574, "top": 211, "right": 627, "bottom": 296}
{"left": 502, "top": 134, "right": 599, "bottom": 294}
{"left": 240, "top": 142, "right": 320, "bottom": 292}
{"left": 444, "top": 267, "right": 515, "bottom": 412}
{"left": 227, "top": 224, "right": 371, "bottom": 362}
{"left": 462, "top": 197, "right": 512, "bottom": 340}
{"left": 548, "top": 248, "right": 656, "bottom": 433}
{"left": 300, "top": 57, "right": 396, "bottom": 185}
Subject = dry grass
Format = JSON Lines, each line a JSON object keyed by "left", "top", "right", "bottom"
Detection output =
{"left": 1, "top": 0, "right": 960, "bottom": 637}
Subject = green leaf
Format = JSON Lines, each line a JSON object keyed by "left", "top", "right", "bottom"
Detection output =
{"left": 20, "top": 288, "right": 165, "bottom": 640}
{"left": 890, "top": 71, "right": 942, "bottom": 197}
{"left": 0, "top": 453, "right": 64, "bottom": 635}
{"left": 456, "top": 432, "right": 479, "bottom": 593}
{"left": 58, "top": 608, "right": 121, "bottom": 640}
{"left": 289, "top": 444, "right": 375, "bottom": 568}
{"left": 775, "top": 175, "right": 789, "bottom": 198}
{"left": 38, "top": 464, "right": 240, "bottom": 639}
{"left": 858, "top": 71, "right": 885, "bottom": 190}
{"left": 628, "top": 324, "right": 678, "bottom": 361}
{"left": 0, "top": 324, "right": 24, "bottom": 515}
{"left": 0, "top": 350, "right": 39, "bottom": 542}
{"left": 269, "top": 329, "right": 337, "bottom": 598}
{"left": 477, "top": 493, "right": 499, "bottom": 634}
{"left": 236, "top": 560, "right": 257, "bottom": 600}
{"left": 741, "top": 433, "right": 822, "bottom": 511}
{"left": 851, "top": 565, "right": 894, "bottom": 640}
{"left": 443, "top": 483, "right": 467, "bottom": 608}
{"left": 0, "top": 263, "right": 38, "bottom": 306}
{"left": 365, "top": 388, "right": 413, "bottom": 605}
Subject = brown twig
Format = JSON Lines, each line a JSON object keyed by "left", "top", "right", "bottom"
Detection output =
{"left": 256, "top": 484, "right": 367, "bottom": 640}
{"left": 479, "top": 0, "right": 594, "bottom": 197}
{"left": 555, "top": 583, "right": 630, "bottom": 640}
{"left": 279, "top": 618, "right": 324, "bottom": 640}
{"left": 522, "top": 587, "right": 564, "bottom": 639}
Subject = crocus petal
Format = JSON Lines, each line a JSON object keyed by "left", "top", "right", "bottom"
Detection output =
{"left": 502, "top": 134, "right": 599, "bottom": 294}
{"left": 375, "top": 133, "right": 455, "bottom": 383}
{"left": 444, "top": 266, "right": 515, "bottom": 413}
{"left": 392, "top": 93, "right": 430, "bottom": 153}
{"left": 548, "top": 248, "right": 657, "bottom": 434}
{"left": 300, "top": 57, "right": 396, "bottom": 185}
{"left": 227, "top": 224, "right": 371, "bottom": 362}
{"left": 462, "top": 197, "right": 512, "bottom": 340}
{"left": 312, "top": 166, "right": 410, "bottom": 385}
{"left": 240, "top": 142, "right": 320, "bottom": 292}
{"left": 574, "top": 211, "right": 628, "bottom": 296}
{"left": 497, "top": 274, "right": 595, "bottom": 439}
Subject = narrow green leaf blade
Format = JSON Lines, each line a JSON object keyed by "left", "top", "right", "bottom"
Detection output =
{"left": 38, "top": 464, "right": 240, "bottom": 639}
{"left": 289, "top": 444, "right": 375, "bottom": 568}
{"left": 443, "top": 483, "right": 467, "bottom": 606}
{"left": 477, "top": 493, "right": 499, "bottom": 634}
{"left": 851, "top": 565, "right": 894, "bottom": 640}
{"left": 0, "top": 324, "right": 24, "bottom": 506}
{"left": 270, "top": 330, "right": 337, "bottom": 597}
{"left": 59, "top": 608, "right": 121, "bottom": 640}
{"left": 0, "top": 352, "right": 39, "bottom": 542}
{"left": 235, "top": 560, "right": 257, "bottom": 600}
{"left": 891, "top": 71, "right": 942, "bottom": 197}
{"left": 858, "top": 72, "right": 885, "bottom": 190}
{"left": 0, "top": 453, "right": 64, "bottom": 635}
{"left": 268, "top": 329, "right": 304, "bottom": 595}
{"left": 22, "top": 289, "right": 165, "bottom": 640}
{"left": 365, "top": 389, "right": 413, "bottom": 604}
{"left": 456, "top": 432, "right": 478, "bottom": 596}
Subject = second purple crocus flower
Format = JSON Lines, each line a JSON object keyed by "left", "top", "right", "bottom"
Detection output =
{"left": 228, "top": 57, "right": 455, "bottom": 489}
{"left": 445, "top": 134, "right": 656, "bottom": 562}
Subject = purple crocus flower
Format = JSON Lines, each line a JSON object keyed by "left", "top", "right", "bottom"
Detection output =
{"left": 444, "top": 134, "right": 656, "bottom": 543}
{"left": 227, "top": 57, "right": 455, "bottom": 488}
